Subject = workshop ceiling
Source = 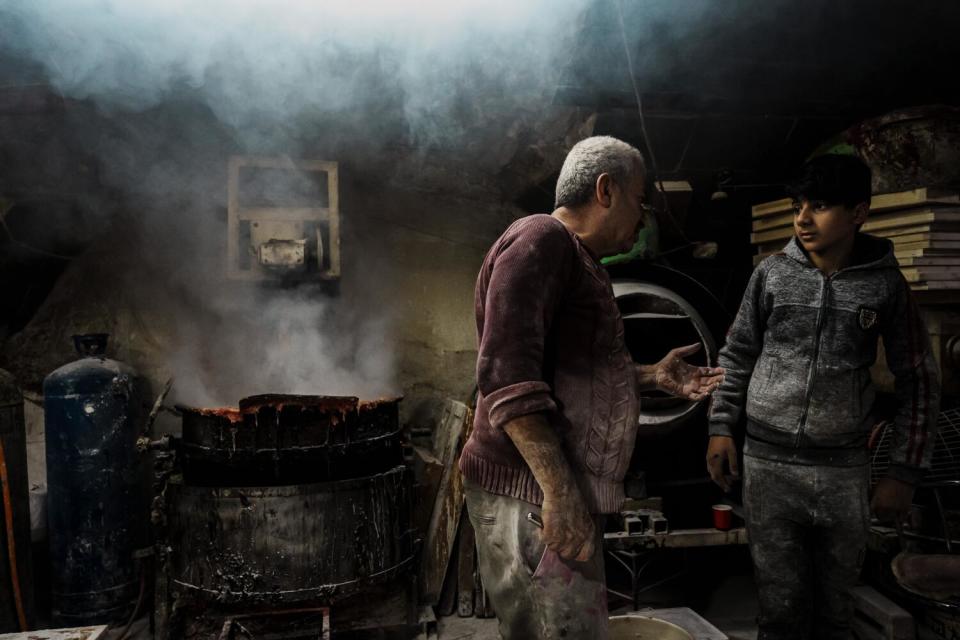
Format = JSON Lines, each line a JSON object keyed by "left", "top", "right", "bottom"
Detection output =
{"left": 556, "top": 0, "right": 960, "bottom": 189}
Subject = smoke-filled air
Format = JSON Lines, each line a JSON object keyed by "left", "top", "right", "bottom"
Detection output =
{"left": 0, "top": 0, "right": 591, "bottom": 408}
{"left": 1, "top": 0, "right": 589, "bottom": 142}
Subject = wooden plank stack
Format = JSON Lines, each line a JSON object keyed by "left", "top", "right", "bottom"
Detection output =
{"left": 751, "top": 188, "right": 960, "bottom": 290}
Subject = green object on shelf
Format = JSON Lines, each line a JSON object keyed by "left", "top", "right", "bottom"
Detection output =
{"left": 601, "top": 209, "right": 660, "bottom": 265}
{"left": 808, "top": 140, "right": 857, "bottom": 160}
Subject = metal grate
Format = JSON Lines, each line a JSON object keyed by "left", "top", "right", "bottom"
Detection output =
{"left": 871, "top": 409, "right": 960, "bottom": 485}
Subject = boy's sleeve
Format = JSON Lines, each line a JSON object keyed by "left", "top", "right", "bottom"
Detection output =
{"left": 880, "top": 274, "right": 941, "bottom": 484}
{"left": 476, "top": 219, "right": 575, "bottom": 431}
{"left": 708, "top": 264, "right": 769, "bottom": 437}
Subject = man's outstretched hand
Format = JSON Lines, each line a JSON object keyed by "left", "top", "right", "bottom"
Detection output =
{"left": 649, "top": 343, "right": 725, "bottom": 400}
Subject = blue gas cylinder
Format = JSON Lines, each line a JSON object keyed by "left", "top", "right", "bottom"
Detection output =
{"left": 43, "top": 334, "right": 147, "bottom": 625}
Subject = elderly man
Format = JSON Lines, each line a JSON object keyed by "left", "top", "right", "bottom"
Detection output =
{"left": 458, "top": 135, "right": 724, "bottom": 639}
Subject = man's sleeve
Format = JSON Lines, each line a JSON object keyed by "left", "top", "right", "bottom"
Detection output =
{"left": 708, "top": 264, "right": 769, "bottom": 437}
{"left": 880, "top": 274, "right": 941, "bottom": 485}
{"left": 476, "top": 219, "right": 575, "bottom": 431}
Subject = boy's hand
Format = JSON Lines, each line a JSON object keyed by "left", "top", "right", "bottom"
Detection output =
{"left": 653, "top": 343, "right": 725, "bottom": 401}
{"left": 707, "top": 435, "right": 740, "bottom": 492}
{"left": 871, "top": 477, "right": 915, "bottom": 524}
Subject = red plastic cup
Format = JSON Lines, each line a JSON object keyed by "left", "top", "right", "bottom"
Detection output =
{"left": 712, "top": 504, "right": 733, "bottom": 531}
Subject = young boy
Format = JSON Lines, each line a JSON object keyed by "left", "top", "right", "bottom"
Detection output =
{"left": 706, "top": 154, "right": 940, "bottom": 640}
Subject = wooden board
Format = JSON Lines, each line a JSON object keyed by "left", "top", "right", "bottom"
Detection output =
{"left": 436, "top": 530, "right": 459, "bottom": 617}
{"left": 910, "top": 280, "right": 960, "bottom": 291}
{"left": 419, "top": 400, "right": 472, "bottom": 605}
{"left": 871, "top": 187, "right": 960, "bottom": 212}
{"left": 893, "top": 239, "right": 960, "bottom": 251}
{"left": 897, "top": 256, "right": 960, "bottom": 267}
{"left": 751, "top": 198, "right": 794, "bottom": 219}
{"left": 411, "top": 446, "right": 444, "bottom": 540}
{"left": 865, "top": 209, "right": 960, "bottom": 231}
{"left": 872, "top": 224, "right": 960, "bottom": 239}
{"left": 886, "top": 232, "right": 960, "bottom": 245}
{"left": 751, "top": 225, "right": 795, "bottom": 244}
{"left": 750, "top": 209, "right": 960, "bottom": 244}
{"left": 752, "top": 212, "right": 794, "bottom": 232}
{"left": 900, "top": 267, "right": 960, "bottom": 283}
{"left": 895, "top": 247, "right": 960, "bottom": 259}
{"left": 752, "top": 188, "right": 960, "bottom": 220}
{"left": 474, "top": 568, "right": 496, "bottom": 618}
{"left": 456, "top": 513, "right": 476, "bottom": 617}
{"left": 752, "top": 208, "right": 960, "bottom": 236}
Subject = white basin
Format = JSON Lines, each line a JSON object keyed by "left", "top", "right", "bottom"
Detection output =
{"left": 609, "top": 615, "right": 695, "bottom": 640}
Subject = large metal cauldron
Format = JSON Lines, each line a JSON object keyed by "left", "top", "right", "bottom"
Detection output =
{"left": 164, "top": 394, "right": 414, "bottom": 615}
{"left": 167, "top": 464, "right": 415, "bottom": 605}
{"left": 178, "top": 395, "right": 404, "bottom": 486}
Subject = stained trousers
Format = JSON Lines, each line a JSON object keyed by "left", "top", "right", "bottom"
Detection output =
{"left": 464, "top": 480, "right": 608, "bottom": 640}
{"left": 743, "top": 453, "right": 870, "bottom": 640}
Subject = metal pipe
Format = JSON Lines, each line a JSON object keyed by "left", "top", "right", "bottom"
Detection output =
{"left": 0, "top": 438, "right": 27, "bottom": 631}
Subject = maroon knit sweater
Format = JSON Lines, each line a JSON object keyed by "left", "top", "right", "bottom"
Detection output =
{"left": 458, "top": 214, "right": 639, "bottom": 514}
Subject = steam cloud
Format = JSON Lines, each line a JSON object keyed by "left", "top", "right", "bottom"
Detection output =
{"left": 167, "top": 286, "right": 396, "bottom": 408}
{"left": 2, "top": 0, "right": 589, "bottom": 144}
{"left": 0, "top": 0, "right": 590, "bottom": 407}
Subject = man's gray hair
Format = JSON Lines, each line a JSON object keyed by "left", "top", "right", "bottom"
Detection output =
{"left": 554, "top": 136, "right": 646, "bottom": 209}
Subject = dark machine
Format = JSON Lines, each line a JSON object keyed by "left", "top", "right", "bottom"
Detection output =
{"left": 43, "top": 333, "right": 148, "bottom": 625}
{"left": 607, "top": 262, "right": 733, "bottom": 527}
{"left": 153, "top": 394, "right": 417, "bottom": 639}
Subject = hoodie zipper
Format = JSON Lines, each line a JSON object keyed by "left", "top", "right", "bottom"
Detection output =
{"left": 794, "top": 273, "right": 830, "bottom": 447}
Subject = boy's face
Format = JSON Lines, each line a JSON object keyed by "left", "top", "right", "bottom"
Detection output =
{"left": 792, "top": 198, "right": 868, "bottom": 255}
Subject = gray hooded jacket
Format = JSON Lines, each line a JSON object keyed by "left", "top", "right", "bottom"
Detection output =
{"left": 709, "top": 234, "right": 940, "bottom": 483}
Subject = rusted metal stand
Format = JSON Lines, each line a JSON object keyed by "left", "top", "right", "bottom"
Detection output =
{"left": 217, "top": 607, "right": 331, "bottom": 640}
{"left": 604, "top": 527, "right": 749, "bottom": 611}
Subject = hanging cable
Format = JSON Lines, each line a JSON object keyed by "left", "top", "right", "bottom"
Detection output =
{"left": 0, "top": 438, "right": 28, "bottom": 631}
{"left": 614, "top": 0, "right": 693, "bottom": 246}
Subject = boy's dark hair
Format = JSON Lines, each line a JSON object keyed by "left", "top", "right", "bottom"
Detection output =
{"left": 787, "top": 154, "right": 872, "bottom": 209}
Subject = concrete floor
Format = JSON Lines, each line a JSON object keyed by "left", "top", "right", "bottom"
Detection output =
{"left": 697, "top": 574, "right": 760, "bottom": 640}
{"left": 436, "top": 615, "right": 499, "bottom": 640}
{"left": 17, "top": 597, "right": 756, "bottom": 640}
{"left": 20, "top": 546, "right": 760, "bottom": 639}
{"left": 433, "top": 569, "right": 760, "bottom": 640}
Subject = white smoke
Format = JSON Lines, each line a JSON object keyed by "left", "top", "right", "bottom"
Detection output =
{"left": 166, "top": 285, "right": 397, "bottom": 407}
{"left": 2, "top": 0, "right": 589, "bottom": 143}
{"left": 0, "top": 0, "right": 591, "bottom": 408}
